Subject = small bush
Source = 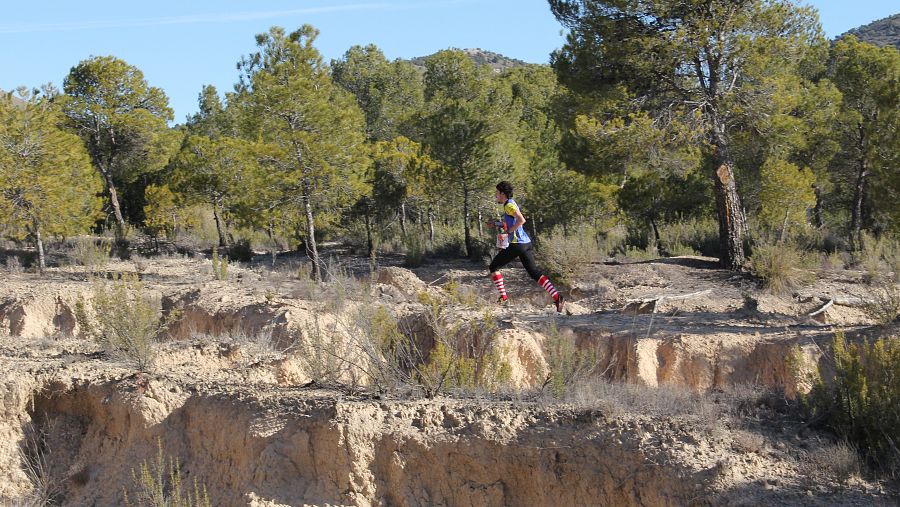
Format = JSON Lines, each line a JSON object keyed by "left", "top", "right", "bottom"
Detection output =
{"left": 804, "top": 441, "right": 861, "bottom": 483}
{"left": 541, "top": 322, "right": 602, "bottom": 398}
{"left": 124, "top": 439, "right": 210, "bottom": 507}
{"left": 664, "top": 241, "right": 698, "bottom": 257}
{"left": 658, "top": 217, "right": 719, "bottom": 257}
{"left": 211, "top": 247, "right": 228, "bottom": 281}
{"left": 74, "top": 297, "right": 94, "bottom": 339}
{"left": 296, "top": 314, "right": 359, "bottom": 388}
{"left": 537, "top": 227, "right": 603, "bottom": 286}
{"left": 416, "top": 309, "right": 511, "bottom": 395}
{"left": 403, "top": 232, "right": 426, "bottom": 268}
{"left": 351, "top": 304, "right": 417, "bottom": 393}
{"left": 804, "top": 331, "right": 900, "bottom": 471}
{"left": 294, "top": 262, "right": 318, "bottom": 299}
{"left": 749, "top": 241, "right": 816, "bottom": 294}
{"left": 5, "top": 255, "right": 24, "bottom": 274}
{"left": 431, "top": 225, "right": 465, "bottom": 257}
{"left": 17, "top": 421, "right": 61, "bottom": 506}
{"left": 820, "top": 251, "right": 846, "bottom": 271}
{"left": 442, "top": 277, "right": 479, "bottom": 307}
{"left": 863, "top": 282, "right": 900, "bottom": 326}
{"left": 92, "top": 273, "right": 177, "bottom": 371}
{"left": 321, "top": 259, "right": 370, "bottom": 311}
{"left": 227, "top": 239, "right": 253, "bottom": 263}
{"left": 621, "top": 244, "right": 659, "bottom": 262}
{"left": 731, "top": 431, "right": 765, "bottom": 454}
{"left": 72, "top": 237, "right": 112, "bottom": 270}
{"left": 855, "top": 232, "right": 900, "bottom": 284}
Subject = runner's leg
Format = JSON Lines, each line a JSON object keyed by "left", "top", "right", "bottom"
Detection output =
{"left": 488, "top": 246, "right": 518, "bottom": 301}
{"left": 519, "top": 243, "right": 564, "bottom": 311}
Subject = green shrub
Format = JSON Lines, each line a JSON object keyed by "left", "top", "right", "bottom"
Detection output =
{"left": 804, "top": 331, "right": 900, "bottom": 471}
{"left": 72, "top": 237, "right": 112, "bottom": 270}
{"left": 855, "top": 232, "right": 900, "bottom": 284}
{"left": 442, "top": 277, "right": 479, "bottom": 307}
{"left": 658, "top": 217, "right": 720, "bottom": 258}
{"left": 211, "top": 247, "right": 228, "bottom": 281}
{"left": 416, "top": 309, "right": 511, "bottom": 395}
{"left": 431, "top": 225, "right": 465, "bottom": 257}
{"left": 537, "top": 227, "right": 603, "bottom": 286}
{"left": 124, "top": 439, "right": 210, "bottom": 507}
{"left": 403, "top": 232, "right": 426, "bottom": 267}
{"left": 863, "top": 282, "right": 900, "bottom": 326}
{"left": 413, "top": 293, "right": 511, "bottom": 396}
{"left": 541, "top": 322, "right": 600, "bottom": 398}
{"left": 621, "top": 244, "right": 659, "bottom": 262}
{"left": 92, "top": 273, "right": 177, "bottom": 372}
{"left": 749, "top": 241, "right": 816, "bottom": 294}
{"left": 664, "top": 241, "right": 698, "bottom": 257}
{"left": 227, "top": 239, "right": 253, "bottom": 263}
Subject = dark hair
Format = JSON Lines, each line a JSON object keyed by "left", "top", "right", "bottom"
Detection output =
{"left": 496, "top": 181, "right": 513, "bottom": 199}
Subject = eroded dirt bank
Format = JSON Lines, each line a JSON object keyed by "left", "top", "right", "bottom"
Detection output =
{"left": 0, "top": 352, "right": 886, "bottom": 506}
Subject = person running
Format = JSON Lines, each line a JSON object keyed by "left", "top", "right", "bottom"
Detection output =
{"left": 488, "top": 181, "right": 564, "bottom": 313}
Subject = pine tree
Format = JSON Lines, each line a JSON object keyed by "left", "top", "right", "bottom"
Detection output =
{"left": 60, "top": 56, "right": 176, "bottom": 240}
{"left": 419, "top": 50, "right": 515, "bottom": 258}
{"left": 237, "top": 26, "right": 368, "bottom": 281}
{"left": 828, "top": 36, "right": 900, "bottom": 247}
{"left": 758, "top": 159, "right": 816, "bottom": 242}
{"left": 549, "top": 0, "right": 824, "bottom": 269}
{"left": 0, "top": 88, "right": 102, "bottom": 270}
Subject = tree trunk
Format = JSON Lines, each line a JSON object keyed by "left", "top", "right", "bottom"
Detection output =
{"left": 33, "top": 222, "right": 45, "bottom": 273}
{"left": 710, "top": 124, "right": 747, "bottom": 270}
{"left": 649, "top": 216, "right": 661, "bottom": 247}
{"left": 779, "top": 210, "right": 790, "bottom": 244}
{"left": 303, "top": 184, "right": 322, "bottom": 282}
{"left": 266, "top": 221, "right": 278, "bottom": 267}
{"left": 428, "top": 209, "right": 435, "bottom": 248}
{"left": 102, "top": 169, "right": 127, "bottom": 239}
{"left": 212, "top": 202, "right": 228, "bottom": 248}
{"left": 364, "top": 210, "right": 374, "bottom": 257}
{"left": 813, "top": 184, "right": 824, "bottom": 229}
{"left": 462, "top": 185, "right": 472, "bottom": 258}
{"left": 849, "top": 126, "right": 867, "bottom": 251}
{"left": 399, "top": 202, "right": 407, "bottom": 235}
{"left": 477, "top": 209, "right": 483, "bottom": 236}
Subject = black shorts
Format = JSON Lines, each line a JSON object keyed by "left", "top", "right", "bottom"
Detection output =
{"left": 489, "top": 242, "right": 542, "bottom": 281}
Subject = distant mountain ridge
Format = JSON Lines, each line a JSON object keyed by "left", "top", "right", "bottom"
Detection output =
{"left": 0, "top": 89, "right": 26, "bottom": 107}
{"left": 408, "top": 48, "right": 531, "bottom": 73}
{"left": 842, "top": 13, "right": 900, "bottom": 50}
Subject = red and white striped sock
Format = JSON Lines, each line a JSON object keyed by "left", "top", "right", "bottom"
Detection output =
{"left": 492, "top": 273, "right": 508, "bottom": 301}
{"left": 538, "top": 275, "right": 559, "bottom": 302}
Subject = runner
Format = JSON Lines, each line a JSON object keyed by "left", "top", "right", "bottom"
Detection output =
{"left": 488, "top": 181, "right": 564, "bottom": 313}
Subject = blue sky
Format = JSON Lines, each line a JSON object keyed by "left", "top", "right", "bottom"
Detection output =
{"left": 3, "top": 1, "right": 897, "bottom": 123}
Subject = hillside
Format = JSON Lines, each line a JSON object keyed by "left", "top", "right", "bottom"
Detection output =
{"left": 843, "top": 13, "right": 900, "bottom": 50}
{"left": 0, "top": 89, "right": 26, "bottom": 107}
{"left": 408, "top": 48, "right": 531, "bottom": 73}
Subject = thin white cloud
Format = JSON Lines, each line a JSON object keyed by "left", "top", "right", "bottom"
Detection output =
{"left": 0, "top": 1, "right": 472, "bottom": 34}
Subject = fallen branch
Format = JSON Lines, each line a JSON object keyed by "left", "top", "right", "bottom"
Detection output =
{"left": 623, "top": 289, "right": 713, "bottom": 314}
{"left": 832, "top": 296, "right": 868, "bottom": 308}
{"left": 807, "top": 298, "right": 834, "bottom": 324}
